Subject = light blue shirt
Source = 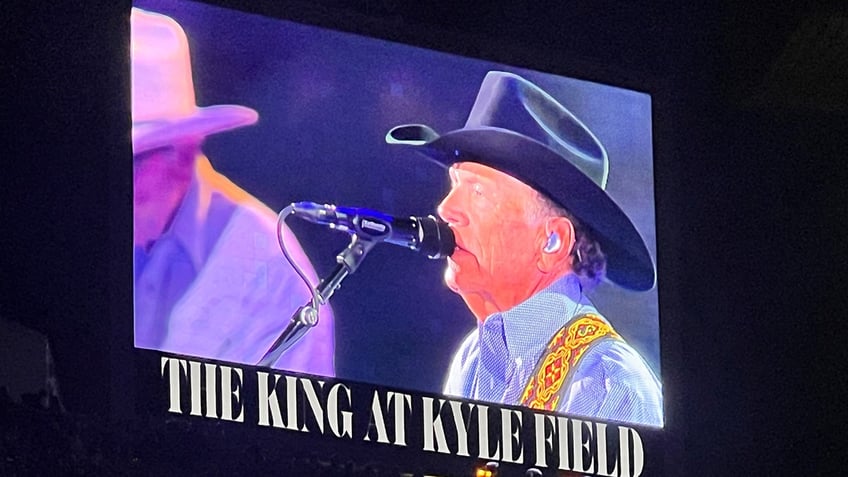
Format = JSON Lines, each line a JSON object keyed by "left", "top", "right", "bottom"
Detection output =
{"left": 134, "top": 156, "right": 334, "bottom": 376}
{"left": 444, "top": 274, "right": 662, "bottom": 427}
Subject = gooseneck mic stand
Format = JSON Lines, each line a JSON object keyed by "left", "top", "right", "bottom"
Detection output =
{"left": 257, "top": 234, "right": 378, "bottom": 368}
{"left": 257, "top": 202, "right": 455, "bottom": 368}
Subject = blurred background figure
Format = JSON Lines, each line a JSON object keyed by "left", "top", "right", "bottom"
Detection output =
{"left": 131, "top": 8, "right": 333, "bottom": 375}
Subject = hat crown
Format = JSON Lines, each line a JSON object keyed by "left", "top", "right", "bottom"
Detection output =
{"left": 131, "top": 8, "right": 198, "bottom": 124}
{"left": 130, "top": 8, "right": 258, "bottom": 154}
{"left": 465, "top": 72, "right": 609, "bottom": 189}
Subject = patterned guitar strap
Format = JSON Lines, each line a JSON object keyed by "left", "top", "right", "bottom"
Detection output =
{"left": 520, "top": 313, "right": 621, "bottom": 411}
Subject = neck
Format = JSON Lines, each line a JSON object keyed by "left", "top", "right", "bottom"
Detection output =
{"left": 464, "top": 270, "right": 569, "bottom": 323}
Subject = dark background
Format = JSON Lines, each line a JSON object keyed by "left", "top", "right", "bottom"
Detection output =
{"left": 2, "top": 0, "right": 845, "bottom": 475}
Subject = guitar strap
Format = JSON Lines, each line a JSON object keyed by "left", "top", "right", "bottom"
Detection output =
{"left": 520, "top": 313, "right": 620, "bottom": 411}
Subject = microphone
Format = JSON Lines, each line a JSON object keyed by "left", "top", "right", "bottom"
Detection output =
{"left": 291, "top": 201, "right": 455, "bottom": 259}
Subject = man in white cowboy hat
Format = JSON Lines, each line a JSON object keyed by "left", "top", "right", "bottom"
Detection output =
{"left": 387, "top": 71, "right": 662, "bottom": 426}
{"left": 131, "top": 8, "right": 333, "bottom": 375}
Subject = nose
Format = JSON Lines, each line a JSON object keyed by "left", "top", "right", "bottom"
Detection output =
{"left": 437, "top": 186, "right": 468, "bottom": 227}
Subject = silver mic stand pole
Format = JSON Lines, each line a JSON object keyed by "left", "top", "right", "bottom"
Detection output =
{"left": 257, "top": 235, "right": 377, "bottom": 368}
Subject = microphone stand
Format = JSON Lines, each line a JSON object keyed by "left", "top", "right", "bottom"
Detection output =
{"left": 257, "top": 234, "right": 378, "bottom": 368}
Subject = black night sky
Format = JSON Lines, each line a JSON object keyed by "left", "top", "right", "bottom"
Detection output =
{"left": 2, "top": 0, "right": 844, "bottom": 475}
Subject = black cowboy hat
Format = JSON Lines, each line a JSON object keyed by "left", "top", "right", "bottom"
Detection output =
{"left": 386, "top": 71, "right": 655, "bottom": 291}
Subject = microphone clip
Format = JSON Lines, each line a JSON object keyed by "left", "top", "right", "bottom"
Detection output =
{"left": 315, "top": 234, "right": 379, "bottom": 304}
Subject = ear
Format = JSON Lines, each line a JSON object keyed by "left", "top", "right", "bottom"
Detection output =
{"left": 537, "top": 216, "right": 576, "bottom": 274}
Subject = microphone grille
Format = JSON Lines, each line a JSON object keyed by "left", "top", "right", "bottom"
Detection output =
{"left": 417, "top": 216, "right": 455, "bottom": 259}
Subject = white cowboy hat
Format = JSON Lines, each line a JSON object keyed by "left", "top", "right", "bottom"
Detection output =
{"left": 131, "top": 8, "right": 257, "bottom": 154}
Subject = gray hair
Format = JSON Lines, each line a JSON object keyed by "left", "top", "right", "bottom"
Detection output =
{"left": 530, "top": 192, "right": 607, "bottom": 288}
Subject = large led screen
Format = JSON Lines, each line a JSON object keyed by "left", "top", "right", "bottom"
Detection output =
{"left": 131, "top": 0, "right": 663, "bottom": 430}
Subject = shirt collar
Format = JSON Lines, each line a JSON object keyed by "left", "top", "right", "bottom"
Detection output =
{"left": 482, "top": 274, "right": 598, "bottom": 363}
{"left": 162, "top": 154, "right": 229, "bottom": 272}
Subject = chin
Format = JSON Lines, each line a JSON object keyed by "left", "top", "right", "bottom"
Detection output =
{"left": 444, "top": 267, "right": 487, "bottom": 299}
{"left": 443, "top": 268, "right": 461, "bottom": 294}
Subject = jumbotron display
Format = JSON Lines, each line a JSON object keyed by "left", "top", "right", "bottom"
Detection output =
{"left": 131, "top": 0, "right": 663, "bottom": 443}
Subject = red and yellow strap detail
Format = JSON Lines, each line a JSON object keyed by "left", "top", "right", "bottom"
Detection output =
{"left": 520, "top": 314, "right": 619, "bottom": 411}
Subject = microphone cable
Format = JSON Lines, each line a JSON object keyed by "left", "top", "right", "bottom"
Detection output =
{"left": 276, "top": 205, "right": 321, "bottom": 308}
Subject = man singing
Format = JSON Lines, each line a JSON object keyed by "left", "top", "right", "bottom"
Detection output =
{"left": 387, "top": 71, "right": 662, "bottom": 427}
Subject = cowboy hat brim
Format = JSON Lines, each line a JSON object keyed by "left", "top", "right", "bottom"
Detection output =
{"left": 387, "top": 124, "right": 656, "bottom": 291}
{"left": 132, "top": 104, "right": 258, "bottom": 154}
